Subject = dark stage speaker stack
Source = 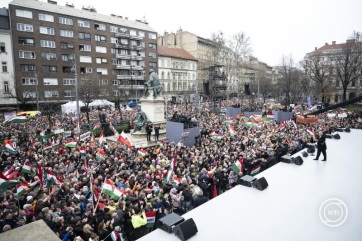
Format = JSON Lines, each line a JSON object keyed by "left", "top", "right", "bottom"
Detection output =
{"left": 281, "top": 155, "right": 304, "bottom": 165}
{"left": 157, "top": 213, "right": 198, "bottom": 241}
{"left": 238, "top": 175, "right": 269, "bottom": 191}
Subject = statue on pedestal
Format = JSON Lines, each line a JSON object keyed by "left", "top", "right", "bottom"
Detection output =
{"left": 143, "top": 69, "right": 163, "bottom": 99}
{"left": 133, "top": 109, "right": 147, "bottom": 133}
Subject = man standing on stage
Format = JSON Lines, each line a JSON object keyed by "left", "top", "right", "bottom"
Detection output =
{"left": 314, "top": 131, "right": 327, "bottom": 161}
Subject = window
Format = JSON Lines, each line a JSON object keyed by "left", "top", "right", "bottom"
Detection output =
{"left": 80, "top": 67, "right": 92, "bottom": 74}
{"left": 39, "top": 26, "right": 54, "bottom": 35}
{"left": 113, "top": 80, "right": 120, "bottom": 85}
{"left": 149, "top": 53, "right": 157, "bottom": 58}
{"left": 112, "top": 90, "right": 118, "bottom": 96}
{"left": 18, "top": 37, "right": 34, "bottom": 45}
{"left": 110, "top": 26, "right": 118, "bottom": 32}
{"left": 97, "top": 68, "right": 108, "bottom": 75}
{"left": 149, "top": 43, "right": 157, "bottom": 49}
{"left": 130, "top": 30, "right": 137, "bottom": 36}
{"left": 95, "top": 35, "right": 107, "bottom": 42}
{"left": 4, "top": 81, "right": 9, "bottom": 94}
{"left": 139, "top": 51, "right": 145, "bottom": 57}
{"left": 120, "top": 28, "right": 127, "bottom": 33}
{"left": 63, "top": 78, "right": 75, "bottom": 85}
{"left": 23, "top": 91, "right": 36, "bottom": 98}
{"left": 112, "top": 58, "right": 118, "bottom": 65}
{"left": 43, "top": 78, "right": 58, "bottom": 85}
{"left": 40, "top": 40, "right": 56, "bottom": 48}
{"left": 64, "top": 90, "right": 73, "bottom": 97}
{"left": 16, "top": 9, "right": 32, "bottom": 18}
{"left": 59, "top": 17, "right": 73, "bottom": 25}
{"left": 19, "top": 50, "right": 35, "bottom": 59}
{"left": 41, "top": 53, "right": 57, "bottom": 60}
{"left": 96, "top": 57, "right": 108, "bottom": 64}
{"left": 138, "top": 31, "right": 145, "bottom": 38}
{"left": 120, "top": 39, "right": 128, "bottom": 44}
{"left": 20, "top": 64, "right": 36, "bottom": 72}
{"left": 99, "top": 79, "right": 108, "bottom": 85}
{"left": 21, "top": 77, "right": 36, "bottom": 85}
{"left": 79, "top": 44, "right": 91, "bottom": 51}
{"left": 94, "top": 23, "right": 106, "bottom": 30}
{"left": 62, "top": 66, "right": 73, "bottom": 73}
{"left": 78, "top": 20, "right": 90, "bottom": 28}
{"left": 42, "top": 65, "right": 57, "bottom": 73}
{"left": 60, "top": 30, "right": 74, "bottom": 38}
{"left": 78, "top": 32, "right": 91, "bottom": 40}
{"left": 2, "top": 62, "right": 7, "bottom": 72}
{"left": 17, "top": 23, "right": 33, "bottom": 32}
{"left": 61, "top": 54, "right": 73, "bottom": 61}
{"left": 110, "top": 37, "right": 118, "bottom": 44}
{"left": 79, "top": 56, "right": 92, "bottom": 63}
{"left": 149, "top": 62, "right": 157, "bottom": 67}
{"left": 44, "top": 90, "right": 59, "bottom": 97}
{"left": 0, "top": 43, "right": 5, "bottom": 52}
{"left": 148, "top": 33, "right": 157, "bottom": 39}
{"left": 96, "top": 46, "right": 107, "bottom": 53}
{"left": 39, "top": 13, "right": 54, "bottom": 22}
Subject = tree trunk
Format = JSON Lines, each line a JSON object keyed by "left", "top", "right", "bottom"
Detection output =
{"left": 342, "top": 87, "right": 347, "bottom": 102}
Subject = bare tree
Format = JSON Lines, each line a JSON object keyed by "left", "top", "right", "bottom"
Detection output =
{"left": 279, "top": 54, "right": 298, "bottom": 107}
{"left": 302, "top": 52, "right": 331, "bottom": 103}
{"left": 333, "top": 31, "right": 362, "bottom": 101}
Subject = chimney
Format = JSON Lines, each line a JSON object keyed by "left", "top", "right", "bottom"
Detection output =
{"left": 332, "top": 41, "right": 336, "bottom": 45}
{"left": 65, "top": 3, "right": 74, "bottom": 8}
{"left": 111, "top": 14, "right": 116, "bottom": 17}
{"left": 47, "top": 0, "right": 57, "bottom": 4}
{"left": 117, "top": 16, "right": 123, "bottom": 18}
{"left": 325, "top": 43, "right": 329, "bottom": 46}
{"left": 315, "top": 47, "right": 317, "bottom": 51}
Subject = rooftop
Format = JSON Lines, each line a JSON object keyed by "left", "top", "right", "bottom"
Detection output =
{"left": 158, "top": 46, "right": 197, "bottom": 61}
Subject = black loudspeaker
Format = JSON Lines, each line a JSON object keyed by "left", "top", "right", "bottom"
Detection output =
{"left": 336, "top": 128, "right": 344, "bottom": 132}
{"left": 293, "top": 156, "right": 304, "bottom": 165}
{"left": 333, "top": 133, "right": 341, "bottom": 139}
{"left": 344, "top": 128, "right": 351, "bottom": 132}
{"left": 244, "top": 84, "right": 251, "bottom": 95}
{"left": 302, "top": 151, "right": 308, "bottom": 157}
{"left": 173, "top": 218, "right": 198, "bottom": 241}
{"left": 253, "top": 177, "right": 268, "bottom": 191}
{"left": 203, "top": 83, "right": 210, "bottom": 96}
{"left": 325, "top": 134, "right": 333, "bottom": 139}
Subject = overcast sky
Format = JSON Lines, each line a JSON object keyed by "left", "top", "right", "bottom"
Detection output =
{"left": 2, "top": 0, "right": 362, "bottom": 66}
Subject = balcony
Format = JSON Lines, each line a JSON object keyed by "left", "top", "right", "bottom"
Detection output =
{"left": 118, "top": 84, "right": 144, "bottom": 90}
{"left": 131, "top": 65, "right": 144, "bottom": 71}
{"left": 129, "top": 45, "right": 144, "bottom": 50}
{"left": 116, "top": 75, "right": 144, "bottom": 81}
{"left": 130, "top": 35, "right": 143, "bottom": 40}
{"left": 116, "top": 65, "right": 131, "bottom": 70}
{"left": 115, "top": 43, "right": 130, "bottom": 49}
{"left": 115, "top": 32, "right": 131, "bottom": 38}
{"left": 116, "top": 54, "right": 132, "bottom": 59}
{"left": 130, "top": 55, "right": 143, "bottom": 61}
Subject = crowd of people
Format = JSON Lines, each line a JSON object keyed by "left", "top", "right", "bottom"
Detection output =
{"left": 0, "top": 99, "right": 361, "bottom": 241}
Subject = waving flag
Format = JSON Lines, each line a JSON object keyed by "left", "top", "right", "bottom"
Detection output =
{"left": 306, "top": 128, "right": 316, "bottom": 139}
{"left": 96, "top": 149, "right": 106, "bottom": 161}
{"left": 146, "top": 211, "right": 157, "bottom": 230}
{"left": 16, "top": 183, "right": 29, "bottom": 196}
{"left": 65, "top": 140, "right": 77, "bottom": 148}
{"left": 0, "top": 172, "right": 21, "bottom": 191}
{"left": 98, "top": 128, "right": 104, "bottom": 146}
{"left": 111, "top": 230, "right": 119, "bottom": 241}
{"left": 4, "top": 140, "right": 18, "bottom": 155}
{"left": 267, "top": 114, "right": 274, "bottom": 121}
{"left": 228, "top": 125, "right": 236, "bottom": 136}
{"left": 117, "top": 131, "right": 132, "bottom": 149}
{"left": 137, "top": 149, "right": 147, "bottom": 157}
{"left": 109, "top": 121, "right": 119, "bottom": 138}
{"left": 3, "top": 113, "right": 27, "bottom": 125}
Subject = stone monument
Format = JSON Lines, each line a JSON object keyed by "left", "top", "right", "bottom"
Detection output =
{"left": 130, "top": 69, "right": 166, "bottom": 147}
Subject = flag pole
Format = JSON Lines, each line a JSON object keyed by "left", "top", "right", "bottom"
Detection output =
{"left": 93, "top": 178, "right": 105, "bottom": 215}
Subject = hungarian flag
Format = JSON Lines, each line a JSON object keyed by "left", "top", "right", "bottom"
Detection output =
{"left": 306, "top": 128, "right": 316, "bottom": 139}
{"left": 145, "top": 211, "right": 157, "bottom": 229}
{"left": 249, "top": 115, "right": 257, "bottom": 121}
{"left": 101, "top": 179, "right": 114, "bottom": 197}
{"left": 21, "top": 160, "right": 34, "bottom": 175}
{"left": 16, "top": 183, "right": 29, "bottom": 196}
{"left": 98, "top": 128, "right": 104, "bottom": 146}
{"left": 4, "top": 140, "right": 18, "bottom": 155}
{"left": 43, "top": 143, "right": 58, "bottom": 151}
{"left": 230, "top": 159, "right": 243, "bottom": 174}
{"left": 250, "top": 164, "right": 261, "bottom": 175}
{"left": 3, "top": 113, "right": 27, "bottom": 125}
{"left": 137, "top": 149, "right": 147, "bottom": 157}
{"left": 109, "top": 121, "right": 119, "bottom": 138}
{"left": 117, "top": 131, "right": 132, "bottom": 149}
{"left": 211, "top": 134, "right": 223, "bottom": 142}
{"left": 228, "top": 125, "right": 236, "bottom": 136}
{"left": 36, "top": 163, "right": 44, "bottom": 187}
{"left": 0, "top": 173, "right": 20, "bottom": 191}
{"left": 80, "top": 147, "right": 86, "bottom": 155}
{"left": 224, "top": 117, "right": 234, "bottom": 125}
{"left": 267, "top": 114, "right": 274, "bottom": 121}
{"left": 46, "top": 169, "right": 63, "bottom": 187}
{"left": 65, "top": 140, "right": 77, "bottom": 148}
{"left": 249, "top": 148, "right": 256, "bottom": 155}
{"left": 173, "top": 176, "right": 181, "bottom": 186}
{"left": 93, "top": 122, "right": 101, "bottom": 130}
{"left": 96, "top": 149, "right": 105, "bottom": 161}
{"left": 111, "top": 230, "right": 119, "bottom": 241}
{"left": 3, "top": 166, "right": 14, "bottom": 178}
{"left": 166, "top": 152, "right": 178, "bottom": 182}
{"left": 245, "top": 120, "right": 254, "bottom": 128}
{"left": 28, "top": 180, "right": 40, "bottom": 189}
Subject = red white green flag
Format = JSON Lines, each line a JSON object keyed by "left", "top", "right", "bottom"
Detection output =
{"left": 228, "top": 125, "right": 236, "bottom": 136}
{"left": 4, "top": 140, "right": 18, "bottom": 155}
{"left": 16, "top": 183, "right": 29, "bottom": 196}
{"left": 65, "top": 140, "right": 77, "bottom": 148}
{"left": 96, "top": 149, "right": 106, "bottom": 161}
{"left": 101, "top": 179, "right": 114, "bottom": 197}
{"left": 3, "top": 113, "right": 27, "bottom": 125}
{"left": 117, "top": 131, "right": 132, "bottom": 149}
{"left": 21, "top": 160, "right": 34, "bottom": 175}
{"left": 267, "top": 114, "right": 274, "bottom": 121}
{"left": 137, "top": 149, "right": 147, "bottom": 157}
{"left": 145, "top": 211, "right": 157, "bottom": 229}
{"left": 111, "top": 230, "right": 119, "bottom": 241}
{"left": 306, "top": 128, "right": 316, "bottom": 139}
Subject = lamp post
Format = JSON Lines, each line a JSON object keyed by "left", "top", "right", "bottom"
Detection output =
{"left": 70, "top": 55, "right": 80, "bottom": 137}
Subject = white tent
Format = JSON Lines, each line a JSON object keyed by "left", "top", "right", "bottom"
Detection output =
{"left": 61, "top": 101, "right": 85, "bottom": 115}
{"left": 88, "top": 99, "right": 115, "bottom": 108}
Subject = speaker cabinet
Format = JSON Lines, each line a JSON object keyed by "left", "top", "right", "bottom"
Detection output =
{"left": 344, "top": 128, "right": 351, "bottom": 133}
{"left": 173, "top": 218, "right": 198, "bottom": 241}
{"left": 253, "top": 177, "right": 268, "bottom": 191}
{"left": 333, "top": 133, "right": 341, "bottom": 139}
{"left": 293, "top": 156, "right": 304, "bottom": 165}
{"left": 302, "top": 151, "right": 308, "bottom": 157}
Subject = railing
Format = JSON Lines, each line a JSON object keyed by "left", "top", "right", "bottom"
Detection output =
{"left": 115, "top": 43, "right": 130, "bottom": 49}
{"left": 115, "top": 32, "right": 131, "bottom": 38}
{"left": 129, "top": 35, "right": 143, "bottom": 40}
{"left": 118, "top": 84, "right": 144, "bottom": 90}
{"left": 116, "top": 75, "right": 145, "bottom": 81}
{"left": 116, "top": 54, "right": 131, "bottom": 59}
{"left": 116, "top": 65, "right": 131, "bottom": 69}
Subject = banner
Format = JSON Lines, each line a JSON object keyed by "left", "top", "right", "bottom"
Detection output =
{"left": 134, "top": 140, "right": 148, "bottom": 148}
{"left": 63, "top": 131, "right": 72, "bottom": 137}
{"left": 296, "top": 117, "right": 318, "bottom": 124}
{"left": 80, "top": 132, "right": 91, "bottom": 141}
{"left": 53, "top": 129, "right": 64, "bottom": 134}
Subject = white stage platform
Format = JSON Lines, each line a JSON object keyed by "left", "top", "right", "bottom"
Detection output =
{"left": 139, "top": 129, "right": 362, "bottom": 241}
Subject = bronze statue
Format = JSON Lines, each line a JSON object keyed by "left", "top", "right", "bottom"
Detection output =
{"left": 143, "top": 69, "right": 163, "bottom": 99}
{"left": 133, "top": 109, "right": 147, "bottom": 133}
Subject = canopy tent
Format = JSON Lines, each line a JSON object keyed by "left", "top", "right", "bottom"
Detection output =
{"left": 61, "top": 101, "right": 85, "bottom": 115}
{"left": 88, "top": 99, "right": 115, "bottom": 108}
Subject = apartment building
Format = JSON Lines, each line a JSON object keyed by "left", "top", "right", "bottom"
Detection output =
{"left": 9, "top": 0, "right": 158, "bottom": 105}
{"left": 157, "top": 45, "right": 198, "bottom": 103}
{"left": 0, "top": 7, "right": 17, "bottom": 107}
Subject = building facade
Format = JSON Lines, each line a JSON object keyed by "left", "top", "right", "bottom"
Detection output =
{"left": 0, "top": 7, "right": 17, "bottom": 107}
{"left": 304, "top": 40, "right": 362, "bottom": 104}
{"left": 157, "top": 46, "right": 198, "bottom": 103}
{"left": 8, "top": 0, "right": 158, "bottom": 106}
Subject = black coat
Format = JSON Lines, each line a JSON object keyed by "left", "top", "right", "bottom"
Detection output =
{"left": 317, "top": 135, "right": 327, "bottom": 150}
